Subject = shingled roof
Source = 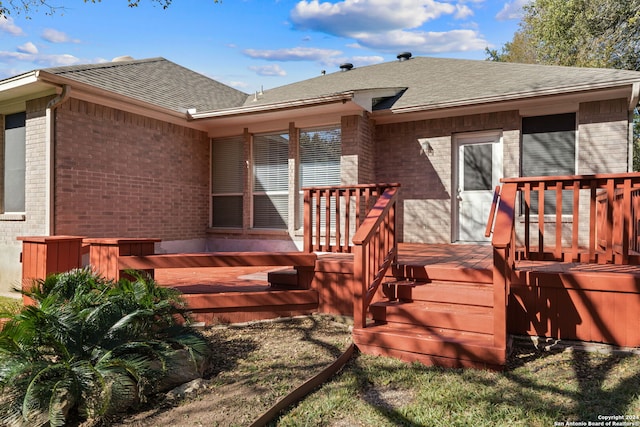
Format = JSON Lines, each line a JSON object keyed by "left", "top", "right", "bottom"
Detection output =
{"left": 246, "top": 56, "right": 640, "bottom": 112}
{"left": 42, "top": 57, "right": 248, "bottom": 113}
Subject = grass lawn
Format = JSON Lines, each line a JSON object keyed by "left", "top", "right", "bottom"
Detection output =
{"left": 274, "top": 339, "right": 640, "bottom": 427}
{"left": 0, "top": 296, "right": 21, "bottom": 316}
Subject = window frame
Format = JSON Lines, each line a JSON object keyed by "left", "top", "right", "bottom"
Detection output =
{"left": 520, "top": 112, "right": 578, "bottom": 216}
{"left": 2, "top": 112, "right": 27, "bottom": 216}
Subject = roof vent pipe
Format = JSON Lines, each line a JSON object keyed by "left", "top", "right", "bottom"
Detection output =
{"left": 397, "top": 52, "right": 412, "bottom": 61}
{"left": 339, "top": 63, "right": 354, "bottom": 71}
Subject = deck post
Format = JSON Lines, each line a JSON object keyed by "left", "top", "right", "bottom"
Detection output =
{"left": 17, "top": 236, "right": 85, "bottom": 305}
{"left": 84, "top": 238, "right": 160, "bottom": 281}
{"left": 492, "top": 247, "right": 508, "bottom": 353}
{"left": 353, "top": 244, "right": 366, "bottom": 329}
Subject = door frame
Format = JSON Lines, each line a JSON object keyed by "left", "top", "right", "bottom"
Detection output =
{"left": 452, "top": 130, "right": 503, "bottom": 243}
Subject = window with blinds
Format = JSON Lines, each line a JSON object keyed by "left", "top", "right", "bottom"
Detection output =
{"left": 522, "top": 113, "right": 576, "bottom": 214}
{"left": 253, "top": 132, "right": 289, "bottom": 229}
{"left": 211, "top": 136, "right": 244, "bottom": 228}
{"left": 4, "top": 112, "right": 26, "bottom": 213}
{"left": 298, "top": 126, "right": 342, "bottom": 230}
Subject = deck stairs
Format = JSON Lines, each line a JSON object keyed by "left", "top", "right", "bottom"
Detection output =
{"left": 352, "top": 264, "right": 506, "bottom": 369}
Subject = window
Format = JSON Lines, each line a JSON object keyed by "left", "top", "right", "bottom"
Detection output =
{"left": 522, "top": 113, "right": 576, "bottom": 214}
{"left": 3, "top": 112, "right": 26, "bottom": 213}
{"left": 211, "top": 136, "right": 244, "bottom": 227}
{"left": 298, "top": 126, "right": 342, "bottom": 229}
{"left": 253, "top": 132, "right": 289, "bottom": 229}
{"left": 210, "top": 125, "right": 342, "bottom": 232}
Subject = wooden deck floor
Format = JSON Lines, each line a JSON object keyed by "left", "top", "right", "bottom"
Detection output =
{"left": 155, "top": 243, "right": 495, "bottom": 291}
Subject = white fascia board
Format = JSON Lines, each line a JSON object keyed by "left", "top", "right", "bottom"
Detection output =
{"left": 390, "top": 81, "right": 640, "bottom": 115}
{"left": 352, "top": 87, "right": 406, "bottom": 112}
{"left": 189, "top": 92, "right": 357, "bottom": 120}
{"left": 0, "top": 71, "right": 59, "bottom": 112}
{"left": 630, "top": 82, "right": 640, "bottom": 110}
{"left": 374, "top": 85, "right": 635, "bottom": 125}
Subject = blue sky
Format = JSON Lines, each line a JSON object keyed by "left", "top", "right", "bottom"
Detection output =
{"left": 0, "top": 0, "right": 528, "bottom": 94}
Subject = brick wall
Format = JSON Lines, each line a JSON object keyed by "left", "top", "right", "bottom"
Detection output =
{"left": 341, "top": 113, "right": 375, "bottom": 184}
{"left": 0, "top": 97, "right": 51, "bottom": 295}
{"left": 578, "top": 98, "right": 630, "bottom": 174}
{"left": 375, "top": 111, "right": 521, "bottom": 243}
{"left": 53, "top": 98, "right": 210, "bottom": 242}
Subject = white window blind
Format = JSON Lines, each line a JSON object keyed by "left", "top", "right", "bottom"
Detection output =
{"left": 300, "top": 126, "right": 341, "bottom": 187}
{"left": 253, "top": 133, "right": 289, "bottom": 229}
{"left": 298, "top": 126, "right": 342, "bottom": 230}
{"left": 211, "top": 136, "right": 244, "bottom": 227}
{"left": 4, "top": 112, "right": 26, "bottom": 213}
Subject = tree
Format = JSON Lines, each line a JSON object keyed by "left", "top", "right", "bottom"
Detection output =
{"left": 0, "top": 0, "right": 219, "bottom": 18}
{"left": 487, "top": 0, "right": 640, "bottom": 170}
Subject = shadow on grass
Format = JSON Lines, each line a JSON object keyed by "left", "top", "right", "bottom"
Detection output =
{"left": 304, "top": 341, "right": 640, "bottom": 427}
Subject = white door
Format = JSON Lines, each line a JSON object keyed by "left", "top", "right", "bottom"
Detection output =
{"left": 455, "top": 133, "right": 502, "bottom": 242}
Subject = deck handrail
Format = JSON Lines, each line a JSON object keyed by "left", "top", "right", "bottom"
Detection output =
{"left": 303, "top": 183, "right": 400, "bottom": 253}
{"left": 351, "top": 186, "right": 399, "bottom": 329}
{"left": 500, "top": 172, "right": 640, "bottom": 264}
{"left": 488, "top": 183, "right": 518, "bottom": 351}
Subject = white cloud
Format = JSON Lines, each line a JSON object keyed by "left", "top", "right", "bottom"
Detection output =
{"left": 454, "top": 4, "right": 474, "bottom": 19}
{"left": 0, "top": 16, "right": 25, "bottom": 36}
{"left": 496, "top": 0, "right": 529, "bottom": 21}
{"left": 36, "top": 54, "right": 82, "bottom": 67}
{"left": 0, "top": 47, "right": 82, "bottom": 68}
{"left": 243, "top": 47, "right": 343, "bottom": 62}
{"left": 17, "top": 42, "right": 38, "bottom": 55}
{"left": 0, "top": 51, "right": 33, "bottom": 62}
{"left": 289, "top": 0, "right": 485, "bottom": 55}
{"left": 249, "top": 64, "right": 288, "bottom": 77}
{"left": 355, "top": 28, "right": 488, "bottom": 53}
{"left": 41, "top": 28, "right": 80, "bottom": 43}
{"left": 291, "top": 0, "right": 457, "bottom": 35}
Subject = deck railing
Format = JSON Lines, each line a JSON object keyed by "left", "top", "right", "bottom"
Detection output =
{"left": 303, "top": 183, "right": 400, "bottom": 253}
{"left": 486, "top": 172, "right": 640, "bottom": 351}
{"left": 492, "top": 173, "right": 640, "bottom": 264}
{"left": 351, "top": 186, "right": 399, "bottom": 329}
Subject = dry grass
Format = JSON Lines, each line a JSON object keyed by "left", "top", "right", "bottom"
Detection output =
{"left": 107, "top": 316, "right": 640, "bottom": 427}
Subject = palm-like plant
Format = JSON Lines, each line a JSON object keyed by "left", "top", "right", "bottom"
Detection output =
{"left": 0, "top": 268, "right": 210, "bottom": 427}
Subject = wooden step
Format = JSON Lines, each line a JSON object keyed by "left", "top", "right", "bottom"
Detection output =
{"left": 394, "top": 264, "right": 492, "bottom": 284}
{"left": 268, "top": 268, "right": 299, "bottom": 289}
{"left": 370, "top": 300, "right": 493, "bottom": 335}
{"left": 353, "top": 323, "right": 504, "bottom": 369}
{"left": 382, "top": 280, "right": 493, "bottom": 307}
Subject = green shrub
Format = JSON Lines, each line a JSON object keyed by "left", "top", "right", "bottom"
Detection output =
{"left": 0, "top": 268, "right": 210, "bottom": 427}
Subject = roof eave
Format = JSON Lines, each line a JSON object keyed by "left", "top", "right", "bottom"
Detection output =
{"left": 390, "top": 81, "right": 640, "bottom": 115}
{"left": 36, "top": 70, "right": 209, "bottom": 131}
{"left": 190, "top": 92, "right": 357, "bottom": 120}
{"left": 0, "top": 71, "right": 59, "bottom": 112}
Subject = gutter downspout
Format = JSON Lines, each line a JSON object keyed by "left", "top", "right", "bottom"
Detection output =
{"left": 45, "top": 84, "right": 70, "bottom": 235}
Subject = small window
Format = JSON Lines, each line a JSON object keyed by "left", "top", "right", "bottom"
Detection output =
{"left": 211, "top": 136, "right": 244, "bottom": 228}
{"left": 3, "top": 112, "right": 26, "bottom": 213}
{"left": 521, "top": 113, "right": 576, "bottom": 214}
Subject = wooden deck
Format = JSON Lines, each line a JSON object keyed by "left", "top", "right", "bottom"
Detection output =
{"left": 17, "top": 175, "right": 640, "bottom": 370}
{"left": 149, "top": 242, "right": 640, "bottom": 369}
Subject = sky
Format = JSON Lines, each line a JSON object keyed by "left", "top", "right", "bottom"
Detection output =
{"left": 0, "top": 0, "right": 529, "bottom": 94}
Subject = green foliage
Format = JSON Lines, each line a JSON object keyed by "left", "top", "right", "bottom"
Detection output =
{"left": 486, "top": 0, "right": 640, "bottom": 171}
{"left": 488, "top": 0, "right": 640, "bottom": 71}
{"left": 0, "top": 268, "right": 210, "bottom": 426}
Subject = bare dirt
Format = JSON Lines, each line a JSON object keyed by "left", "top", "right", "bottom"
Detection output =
{"left": 106, "top": 314, "right": 353, "bottom": 427}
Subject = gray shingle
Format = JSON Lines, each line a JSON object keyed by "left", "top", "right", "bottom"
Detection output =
{"left": 248, "top": 57, "right": 640, "bottom": 111}
{"left": 44, "top": 57, "right": 248, "bottom": 113}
